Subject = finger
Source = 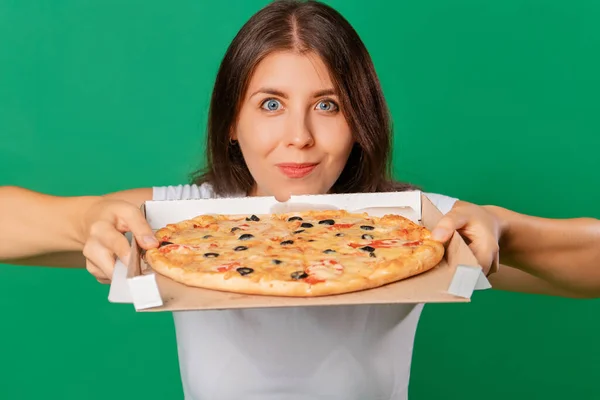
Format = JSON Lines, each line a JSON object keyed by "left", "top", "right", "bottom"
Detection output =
{"left": 469, "top": 246, "right": 494, "bottom": 273}
{"left": 487, "top": 249, "right": 500, "bottom": 277}
{"left": 469, "top": 240, "right": 499, "bottom": 274}
{"left": 115, "top": 206, "right": 158, "bottom": 249}
{"left": 431, "top": 209, "right": 470, "bottom": 243}
{"left": 86, "top": 259, "right": 108, "bottom": 281}
{"left": 83, "top": 239, "right": 118, "bottom": 279}
{"left": 92, "top": 220, "right": 133, "bottom": 264}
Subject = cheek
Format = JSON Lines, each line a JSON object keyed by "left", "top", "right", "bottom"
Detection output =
{"left": 319, "top": 119, "right": 354, "bottom": 158}
{"left": 236, "top": 111, "right": 281, "bottom": 157}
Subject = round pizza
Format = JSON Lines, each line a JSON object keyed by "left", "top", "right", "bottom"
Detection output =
{"left": 143, "top": 210, "right": 445, "bottom": 297}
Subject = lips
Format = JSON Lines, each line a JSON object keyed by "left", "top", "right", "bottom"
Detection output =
{"left": 276, "top": 163, "right": 318, "bottom": 178}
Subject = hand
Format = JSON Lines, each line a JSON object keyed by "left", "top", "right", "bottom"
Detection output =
{"left": 431, "top": 201, "right": 505, "bottom": 276}
{"left": 81, "top": 199, "right": 159, "bottom": 283}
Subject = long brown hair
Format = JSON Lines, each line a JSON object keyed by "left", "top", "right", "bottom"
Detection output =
{"left": 191, "top": 0, "right": 417, "bottom": 195}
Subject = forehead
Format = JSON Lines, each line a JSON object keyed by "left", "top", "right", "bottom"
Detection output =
{"left": 247, "top": 51, "right": 335, "bottom": 93}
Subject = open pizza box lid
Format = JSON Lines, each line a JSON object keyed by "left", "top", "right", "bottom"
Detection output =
{"left": 108, "top": 191, "right": 491, "bottom": 311}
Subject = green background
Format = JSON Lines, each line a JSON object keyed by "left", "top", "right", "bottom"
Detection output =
{"left": 1, "top": 0, "right": 598, "bottom": 399}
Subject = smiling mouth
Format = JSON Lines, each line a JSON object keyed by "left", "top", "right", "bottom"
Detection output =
{"left": 276, "top": 163, "right": 319, "bottom": 179}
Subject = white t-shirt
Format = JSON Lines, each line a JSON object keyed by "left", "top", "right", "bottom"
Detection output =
{"left": 153, "top": 184, "right": 457, "bottom": 400}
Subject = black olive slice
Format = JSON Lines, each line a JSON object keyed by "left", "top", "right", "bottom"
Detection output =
{"left": 237, "top": 267, "right": 254, "bottom": 276}
{"left": 318, "top": 219, "right": 335, "bottom": 225}
{"left": 291, "top": 271, "right": 308, "bottom": 280}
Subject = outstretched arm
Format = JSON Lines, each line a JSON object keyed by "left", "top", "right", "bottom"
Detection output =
{"left": 0, "top": 186, "right": 98, "bottom": 263}
{"left": 0, "top": 186, "right": 153, "bottom": 269}
{"left": 432, "top": 201, "right": 600, "bottom": 299}
{"left": 487, "top": 206, "right": 600, "bottom": 298}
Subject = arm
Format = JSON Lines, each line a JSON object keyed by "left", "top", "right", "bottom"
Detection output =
{"left": 486, "top": 206, "right": 600, "bottom": 298}
{"left": 0, "top": 186, "right": 152, "bottom": 268}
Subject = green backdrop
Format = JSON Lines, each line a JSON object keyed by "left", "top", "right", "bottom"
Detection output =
{"left": 1, "top": 1, "right": 598, "bottom": 399}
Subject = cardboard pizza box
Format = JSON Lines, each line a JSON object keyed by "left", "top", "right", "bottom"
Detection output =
{"left": 108, "top": 191, "right": 491, "bottom": 311}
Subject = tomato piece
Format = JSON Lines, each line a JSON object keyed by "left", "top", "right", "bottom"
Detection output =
{"left": 328, "top": 223, "right": 354, "bottom": 230}
{"left": 216, "top": 262, "right": 241, "bottom": 272}
{"left": 304, "top": 276, "right": 325, "bottom": 285}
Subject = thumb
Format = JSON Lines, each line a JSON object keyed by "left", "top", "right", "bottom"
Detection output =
{"left": 431, "top": 209, "right": 469, "bottom": 243}
{"left": 118, "top": 207, "right": 159, "bottom": 250}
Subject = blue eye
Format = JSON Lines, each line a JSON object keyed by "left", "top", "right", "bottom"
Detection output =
{"left": 261, "top": 99, "right": 282, "bottom": 111}
{"left": 315, "top": 100, "right": 338, "bottom": 112}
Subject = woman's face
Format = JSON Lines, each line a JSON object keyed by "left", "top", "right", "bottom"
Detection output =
{"left": 233, "top": 51, "right": 354, "bottom": 200}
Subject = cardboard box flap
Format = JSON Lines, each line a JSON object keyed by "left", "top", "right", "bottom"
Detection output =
{"left": 143, "top": 190, "right": 422, "bottom": 230}
{"left": 108, "top": 191, "right": 490, "bottom": 312}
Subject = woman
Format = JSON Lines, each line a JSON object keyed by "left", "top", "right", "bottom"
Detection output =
{"left": 1, "top": 1, "right": 599, "bottom": 399}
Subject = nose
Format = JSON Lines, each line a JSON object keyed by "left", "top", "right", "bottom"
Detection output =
{"left": 285, "top": 109, "right": 315, "bottom": 148}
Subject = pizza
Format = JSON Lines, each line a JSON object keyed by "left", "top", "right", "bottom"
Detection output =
{"left": 143, "top": 210, "right": 445, "bottom": 297}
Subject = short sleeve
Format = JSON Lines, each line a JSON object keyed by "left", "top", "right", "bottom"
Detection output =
{"left": 424, "top": 192, "right": 458, "bottom": 215}
{"left": 152, "top": 183, "right": 216, "bottom": 201}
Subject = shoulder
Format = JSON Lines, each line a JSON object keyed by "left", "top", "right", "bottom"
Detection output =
{"left": 152, "top": 183, "right": 241, "bottom": 201}
{"left": 423, "top": 192, "right": 459, "bottom": 215}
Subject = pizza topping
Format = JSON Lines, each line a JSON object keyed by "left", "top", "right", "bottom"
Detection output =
{"left": 300, "top": 222, "right": 314, "bottom": 228}
{"left": 331, "top": 223, "right": 354, "bottom": 229}
{"left": 306, "top": 259, "right": 344, "bottom": 281}
{"left": 370, "top": 239, "right": 400, "bottom": 248}
{"left": 304, "top": 276, "right": 325, "bottom": 285}
{"left": 158, "top": 244, "right": 179, "bottom": 254}
{"left": 403, "top": 240, "right": 423, "bottom": 247}
{"left": 291, "top": 271, "right": 308, "bottom": 280}
{"left": 349, "top": 239, "right": 402, "bottom": 249}
{"left": 318, "top": 219, "right": 335, "bottom": 225}
{"left": 293, "top": 229, "right": 305, "bottom": 234}
{"left": 234, "top": 246, "right": 248, "bottom": 251}
{"left": 202, "top": 235, "right": 213, "bottom": 239}
{"left": 239, "top": 234, "right": 254, "bottom": 240}
{"left": 159, "top": 241, "right": 174, "bottom": 247}
{"left": 288, "top": 216, "right": 303, "bottom": 221}
{"left": 246, "top": 215, "right": 260, "bottom": 222}
{"left": 216, "top": 262, "right": 240, "bottom": 272}
{"left": 271, "top": 259, "right": 282, "bottom": 265}
{"left": 369, "top": 252, "right": 376, "bottom": 258}
{"left": 335, "top": 233, "right": 344, "bottom": 237}
{"left": 203, "top": 252, "right": 219, "bottom": 258}
{"left": 360, "top": 225, "right": 375, "bottom": 231}
{"left": 361, "top": 234, "right": 374, "bottom": 240}
{"left": 236, "top": 267, "right": 254, "bottom": 276}
{"left": 231, "top": 227, "right": 241, "bottom": 232}
{"left": 360, "top": 246, "right": 375, "bottom": 252}
{"left": 323, "top": 249, "right": 336, "bottom": 254}
{"left": 280, "top": 240, "right": 294, "bottom": 246}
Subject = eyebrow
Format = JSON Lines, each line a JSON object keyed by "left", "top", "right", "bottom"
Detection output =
{"left": 249, "top": 88, "right": 337, "bottom": 99}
